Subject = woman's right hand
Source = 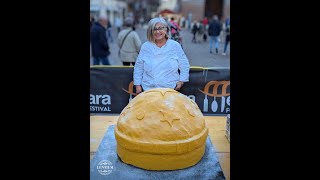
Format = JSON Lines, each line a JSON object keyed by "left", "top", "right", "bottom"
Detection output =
{"left": 135, "top": 85, "right": 142, "bottom": 94}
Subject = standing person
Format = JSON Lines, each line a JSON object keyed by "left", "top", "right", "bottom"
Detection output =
{"left": 191, "top": 21, "right": 199, "bottom": 43}
{"left": 196, "top": 21, "right": 204, "bottom": 43}
{"left": 169, "top": 17, "right": 182, "bottom": 45}
{"left": 187, "top": 12, "right": 193, "bottom": 30}
{"left": 107, "top": 19, "right": 113, "bottom": 43}
{"left": 117, "top": 17, "right": 142, "bottom": 66}
{"left": 202, "top": 17, "right": 209, "bottom": 29}
{"left": 202, "top": 17, "right": 208, "bottom": 42}
{"left": 90, "top": 14, "right": 110, "bottom": 65}
{"left": 169, "top": 17, "right": 181, "bottom": 36}
{"left": 115, "top": 16, "right": 122, "bottom": 33}
{"left": 90, "top": 17, "right": 95, "bottom": 30}
{"left": 222, "top": 17, "right": 230, "bottom": 55}
{"left": 133, "top": 17, "right": 190, "bottom": 94}
{"left": 208, "top": 15, "right": 222, "bottom": 54}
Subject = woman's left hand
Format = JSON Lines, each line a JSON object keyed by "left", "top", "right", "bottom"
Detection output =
{"left": 174, "top": 81, "right": 184, "bottom": 91}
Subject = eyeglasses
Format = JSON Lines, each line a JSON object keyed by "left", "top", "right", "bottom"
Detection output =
{"left": 153, "top": 26, "right": 167, "bottom": 32}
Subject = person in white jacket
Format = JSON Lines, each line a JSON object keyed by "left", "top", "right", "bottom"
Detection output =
{"left": 117, "top": 17, "right": 142, "bottom": 66}
{"left": 133, "top": 17, "right": 190, "bottom": 94}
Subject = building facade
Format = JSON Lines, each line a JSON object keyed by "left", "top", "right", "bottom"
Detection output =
{"left": 180, "top": 0, "right": 230, "bottom": 22}
{"left": 90, "top": 0, "right": 128, "bottom": 26}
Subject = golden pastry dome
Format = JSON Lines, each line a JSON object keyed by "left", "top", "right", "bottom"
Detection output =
{"left": 114, "top": 88, "right": 208, "bottom": 170}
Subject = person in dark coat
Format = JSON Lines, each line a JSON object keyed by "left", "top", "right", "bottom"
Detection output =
{"left": 208, "top": 15, "right": 222, "bottom": 54}
{"left": 191, "top": 21, "right": 199, "bottom": 43}
{"left": 90, "top": 14, "right": 110, "bottom": 65}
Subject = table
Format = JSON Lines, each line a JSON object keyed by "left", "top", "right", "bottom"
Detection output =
{"left": 90, "top": 115, "right": 230, "bottom": 180}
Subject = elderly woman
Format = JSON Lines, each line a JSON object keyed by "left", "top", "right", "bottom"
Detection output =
{"left": 133, "top": 17, "right": 190, "bottom": 94}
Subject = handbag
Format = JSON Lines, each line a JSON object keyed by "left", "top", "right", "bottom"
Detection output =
{"left": 118, "top": 30, "right": 132, "bottom": 57}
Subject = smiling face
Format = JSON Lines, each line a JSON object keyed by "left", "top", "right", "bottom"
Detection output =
{"left": 153, "top": 23, "right": 167, "bottom": 42}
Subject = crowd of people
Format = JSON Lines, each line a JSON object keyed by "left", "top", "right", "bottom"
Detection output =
{"left": 90, "top": 13, "right": 230, "bottom": 91}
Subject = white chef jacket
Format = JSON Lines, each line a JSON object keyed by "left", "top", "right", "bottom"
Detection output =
{"left": 133, "top": 39, "right": 190, "bottom": 91}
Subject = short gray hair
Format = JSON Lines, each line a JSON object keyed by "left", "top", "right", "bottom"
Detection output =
{"left": 147, "top": 17, "right": 170, "bottom": 43}
{"left": 124, "top": 17, "right": 134, "bottom": 27}
{"left": 213, "top": 15, "right": 219, "bottom": 21}
{"left": 98, "top": 12, "right": 108, "bottom": 21}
